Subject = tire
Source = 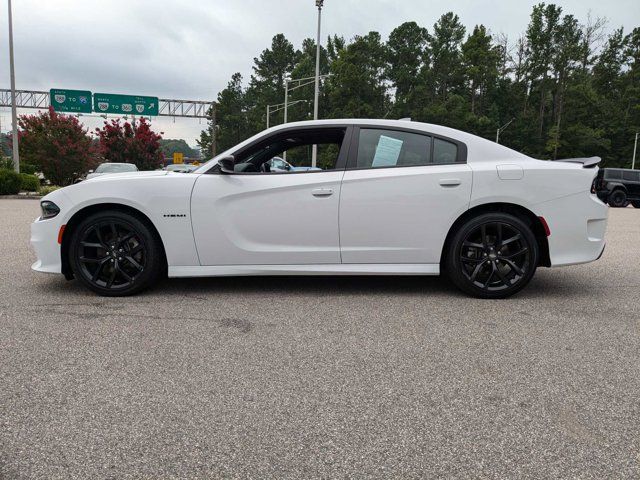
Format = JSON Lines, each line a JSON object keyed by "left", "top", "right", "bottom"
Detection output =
{"left": 608, "top": 190, "right": 627, "bottom": 208}
{"left": 69, "top": 210, "right": 164, "bottom": 296}
{"left": 631, "top": 201, "right": 640, "bottom": 209}
{"left": 444, "top": 213, "right": 539, "bottom": 299}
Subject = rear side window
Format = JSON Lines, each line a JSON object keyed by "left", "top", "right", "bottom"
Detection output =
{"left": 606, "top": 170, "right": 622, "bottom": 180}
{"left": 433, "top": 138, "right": 458, "bottom": 164}
{"left": 622, "top": 170, "right": 639, "bottom": 181}
{"left": 356, "top": 129, "right": 432, "bottom": 168}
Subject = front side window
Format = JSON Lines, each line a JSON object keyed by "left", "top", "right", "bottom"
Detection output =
{"left": 232, "top": 128, "right": 346, "bottom": 173}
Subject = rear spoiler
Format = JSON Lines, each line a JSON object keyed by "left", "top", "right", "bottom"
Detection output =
{"left": 554, "top": 156, "right": 601, "bottom": 168}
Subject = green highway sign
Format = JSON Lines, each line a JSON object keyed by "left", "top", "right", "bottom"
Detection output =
{"left": 50, "top": 89, "right": 92, "bottom": 113}
{"left": 93, "top": 93, "right": 159, "bottom": 116}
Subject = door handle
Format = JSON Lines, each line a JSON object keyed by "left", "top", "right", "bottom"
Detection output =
{"left": 439, "top": 178, "right": 462, "bottom": 187}
{"left": 311, "top": 188, "right": 334, "bottom": 197}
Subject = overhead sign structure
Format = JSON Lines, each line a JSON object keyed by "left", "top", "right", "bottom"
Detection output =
{"left": 93, "top": 93, "right": 159, "bottom": 116}
{"left": 50, "top": 89, "right": 92, "bottom": 113}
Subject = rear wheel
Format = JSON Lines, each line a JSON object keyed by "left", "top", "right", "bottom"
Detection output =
{"left": 69, "top": 210, "right": 164, "bottom": 296}
{"left": 444, "top": 213, "right": 538, "bottom": 299}
{"left": 608, "top": 190, "right": 627, "bottom": 208}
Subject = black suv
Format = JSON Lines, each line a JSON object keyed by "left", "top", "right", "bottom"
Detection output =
{"left": 594, "top": 168, "right": 640, "bottom": 208}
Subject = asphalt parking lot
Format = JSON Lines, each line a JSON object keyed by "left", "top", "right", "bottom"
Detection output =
{"left": 0, "top": 198, "right": 638, "bottom": 479}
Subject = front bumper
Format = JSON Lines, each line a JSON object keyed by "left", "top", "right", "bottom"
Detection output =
{"left": 30, "top": 215, "right": 63, "bottom": 274}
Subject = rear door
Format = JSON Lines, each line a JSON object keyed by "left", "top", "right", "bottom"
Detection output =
{"left": 339, "top": 126, "right": 472, "bottom": 264}
{"left": 623, "top": 170, "right": 640, "bottom": 197}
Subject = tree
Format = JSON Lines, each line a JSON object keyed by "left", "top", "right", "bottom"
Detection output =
{"left": 327, "top": 32, "right": 388, "bottom": 118}
{"left": 429, "top": 12, "right": 466, "bottom": 99}
{"left": 547, "top": 14, "right": 583, "bottom": 158}
{"left": 0, "top": 133, "right": 11, "bottom": 158}
{"left": 593, "top": 28, "right": 626, "bottom": 93}
{"left": 95, "top": 117, "right": 163, "bottom": 170}
{"left": 198, "top": 5, "right": 640, "bottom": 168}
{"left": 18, "top": 107, "right": 97, "bottom": 186}
{"left": 245, "top": 34, "right": 299, "bottom": 132}
{"left": 159, "top": 139, "right": 198, "bottom": 159}
{"left": 461, "top": 25, "right": 500, "bottom": 115}
{"left": 386, "top": 22, "right": 429, "bottom": 117}
{"left": 525, "top": 3, "right": 563, "bottom": 138}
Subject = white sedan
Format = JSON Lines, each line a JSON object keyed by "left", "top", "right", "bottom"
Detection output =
{"left": 31, "top": 119, "right": 608, "bottom": 298}
{"left": 85, "top": 162, "right": 138, "bottom": 180}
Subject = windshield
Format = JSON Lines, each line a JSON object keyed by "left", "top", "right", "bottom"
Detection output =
{"left": 95, "top": 163, "right": 138, "bottom": 173}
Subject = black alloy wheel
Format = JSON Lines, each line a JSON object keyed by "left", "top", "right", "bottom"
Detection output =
{"left": 70, "top": 211, "right": 163, "bottom": 296}
{"left": 445, "top": 213, "right": 538, "bottom": 298}
{"left": 608, "top": 190, "right": 627, "bottom": 208}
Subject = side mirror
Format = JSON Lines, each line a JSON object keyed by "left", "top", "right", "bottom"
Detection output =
{"left": 217, "top": 156, "right": 235, "bottom": 174}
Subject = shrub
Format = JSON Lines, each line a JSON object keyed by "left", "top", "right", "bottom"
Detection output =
{"left": 19, "top": 107, "right": 98, "bottom": 186}
{"left": 39, "top": 185, "right": 61, "bottom": 196}
{"left": 20, "top": 163, "right": 37, "bottom": 175}
{"left": 0, "top": 169, "right": 21, "bottom": 195}
{"left": 19, "top": 173, "right": 40, "bottom": 192}
{"left": 0, "top": 158, "right": 13, "bottom": 170}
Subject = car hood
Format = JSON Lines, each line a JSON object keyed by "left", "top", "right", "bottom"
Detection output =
{"left": 84, "top": 170, "right": 168, "bottom": 182}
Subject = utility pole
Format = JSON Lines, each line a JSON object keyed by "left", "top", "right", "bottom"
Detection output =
{"left": 311, "top": 0, "right": 324, "bottom": 167}
{"left": 8, "top": 0, "right": 20, "bottom": 172}
{"left": 632, "top": 132, "right": 638, "bottom": 170}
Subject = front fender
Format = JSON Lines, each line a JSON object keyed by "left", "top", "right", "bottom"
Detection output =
{"left": 53, "top": 175, "right": 201, "bottom": 267}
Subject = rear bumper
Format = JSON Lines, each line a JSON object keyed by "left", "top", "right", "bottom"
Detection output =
{"left": 535, "top": 192, "right": 608, "bottom": 267}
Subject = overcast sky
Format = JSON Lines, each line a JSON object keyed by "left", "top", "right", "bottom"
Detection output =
{"left": 1, "top": 0, "right": 639, "bottom": 146}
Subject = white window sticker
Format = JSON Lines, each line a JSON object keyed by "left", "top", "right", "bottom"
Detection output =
{"left": 372, "top": 135, "right": 403, "bottom": 167}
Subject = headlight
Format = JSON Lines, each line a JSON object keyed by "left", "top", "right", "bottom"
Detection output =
{"left": 40, "top": 201, "right": 60, "bottom": 220}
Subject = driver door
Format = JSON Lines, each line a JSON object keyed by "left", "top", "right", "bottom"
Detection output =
{"left": 190, "top": 126, "right": 351, "bottom": 266}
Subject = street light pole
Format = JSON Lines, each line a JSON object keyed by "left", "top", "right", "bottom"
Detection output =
{"left": 283, "top": 78, "right": 289, "bottom": 161}
{"left": 284, "top": 77, "right": 289, "bottom": 124}
{"left": 496, "top": 118, "right": 514, "bottom": 144}
{"left": 8, "top": 0, "right": 20, "bottom": 173}
{"left": 312, "top": 0, "right": 323, "bottom": 167}
{"left": 633, "top": 132, "right": 638, "bottom": 170}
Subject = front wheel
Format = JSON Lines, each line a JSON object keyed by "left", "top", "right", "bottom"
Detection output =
{"left": 444, "top": 213, "right": 539, "bottom": 299}
{"left": 69, "top": 210, "right": 164, "bottom": 296}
